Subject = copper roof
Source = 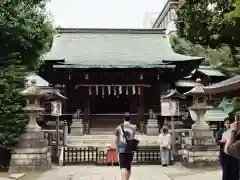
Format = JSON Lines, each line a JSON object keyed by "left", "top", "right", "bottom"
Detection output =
{"left": 204, "top": 75, "right": 240, "bottom": 94}
{"left": 44, "top": 28, "right": 204, "bottom": 68}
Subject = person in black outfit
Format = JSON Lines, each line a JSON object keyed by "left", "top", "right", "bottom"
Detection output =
{"left": 215, "top": 118, "right": 231, "bottom": 170}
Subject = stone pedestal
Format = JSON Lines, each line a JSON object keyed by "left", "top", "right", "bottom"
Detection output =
{"left": 181, "top": 129, "right": 219, "bottom": 168}
{"left": 71, "top": 119, "right": 83, "bottom": 136}
{"left": 9, "top": 115, "right": 52, "bottom": 173}
{"left": 146, "top": 119, "right": 159, "bottom": 135}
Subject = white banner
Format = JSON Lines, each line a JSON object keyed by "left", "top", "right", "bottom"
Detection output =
{"left": 51, "top": 101, "right": 62, "bottom": 116}
{"left": 161, "top": 100, "right": 179, "bottom": 116}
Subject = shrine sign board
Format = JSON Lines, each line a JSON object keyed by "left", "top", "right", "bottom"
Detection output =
{"left": 161, "top": 99, "right": 179, "bottom": 116}
{"left": 51, "top": 101, "right": 62, "bottom": 116}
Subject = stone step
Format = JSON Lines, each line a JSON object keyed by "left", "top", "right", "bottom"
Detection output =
{"left": 67, "top": 140, "right": 159, "bottom": 146}
{"left": 90, "top": 128, "right": 116, "bottom": 135}
{"left": 68, "top": 135, "right": 158, "bottom": 140}
{"left": 68, "top": 139, "right": 115, "bottom": 145}
{"left": 68, "top": 135, "right": 115, "bottom": 139}
{"left": 67, "top": 134, "right": 160, "bottom": 147}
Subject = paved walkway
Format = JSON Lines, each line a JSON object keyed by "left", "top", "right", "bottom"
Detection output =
{"left": 36, "top": 165, "right": 221, "bottom": 180}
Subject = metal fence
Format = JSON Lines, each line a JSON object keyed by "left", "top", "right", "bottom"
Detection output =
{"left": 63, "top": 146, "right": 161, "bottom": 165}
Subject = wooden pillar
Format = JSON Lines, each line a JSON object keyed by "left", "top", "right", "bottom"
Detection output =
{"left": 84, "top": 87, "right": 91, "bottom": 134}
{"left": 64, "top": 69, "right": 72, "bottom": 134}
{"left": 62, "top": 85, "right": 67, "bottom": 114}
{"left": 138, "top": 87, "right": 145, "bottom": 133}
{"left": 138, "top": 87, "right": 144, "bottom": 121}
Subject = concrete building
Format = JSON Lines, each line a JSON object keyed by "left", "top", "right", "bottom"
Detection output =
{"left": 152, "top": 0, "right": 179, "bottom": 35}
{"left": 143, "top": 12, "right": 159, "bottom": 28}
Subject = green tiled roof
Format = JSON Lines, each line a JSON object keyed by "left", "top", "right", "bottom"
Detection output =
{"left": 44, "top": 28, "right": 204, "bottom": 68}
{"left": 204, "top": 75, "right": 240, "bottom": 94}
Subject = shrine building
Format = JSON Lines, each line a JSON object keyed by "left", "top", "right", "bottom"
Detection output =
{"left": 39, "top": 28, "right": 204, "bottom": 134}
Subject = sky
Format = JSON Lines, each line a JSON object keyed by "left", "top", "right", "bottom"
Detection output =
{"left": 46, "top": 0, "right": 167, "bottom": 28}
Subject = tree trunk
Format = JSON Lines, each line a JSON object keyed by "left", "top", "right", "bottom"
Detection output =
{"left": 229, "top": 43, "right": 239, "bottom": 66}
{"left": 0, "top": 148, "right": 11, "bottom": 170}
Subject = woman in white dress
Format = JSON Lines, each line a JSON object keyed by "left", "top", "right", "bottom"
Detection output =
{"left": 158, "top": 127, "right": 171, "bottom": 167}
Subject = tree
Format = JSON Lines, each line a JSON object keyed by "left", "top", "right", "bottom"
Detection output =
{"left": 176, "top": 0, "right": 240, "bottom": 66}
{"left": 170, "top": 35, "right": 232, "bottom": 67}
{"left": 0, "top": 0, "right": 54, "bottom": 150}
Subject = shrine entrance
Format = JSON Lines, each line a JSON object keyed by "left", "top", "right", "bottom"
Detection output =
{"left": 88, "top": 85, "right": 145, "bottom": 132}
{"left": 95, "top": 94, "right": 130, "bottom": 114}
{"left": 90, "top": 91, "right": 134, "bottom": 131}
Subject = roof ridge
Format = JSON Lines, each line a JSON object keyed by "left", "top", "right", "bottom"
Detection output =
{"left": 57, "top": 28, "right": 166, "bottom": 34}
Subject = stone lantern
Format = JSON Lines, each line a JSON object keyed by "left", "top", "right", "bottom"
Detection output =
{"left": 184, "top": 79, "right": 213, "bottom": 131}
{"left": 9, "top": 80, "right": 52, "bottom": 173}
{"left": 182, "top": 79, "right": 219, "bottom": 167}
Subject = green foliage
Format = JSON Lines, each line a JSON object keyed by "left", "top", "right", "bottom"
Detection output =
{"left": 170, "top": 35, "right": 206, "bottom": 57}
{"left": 170, "top": 35, "right": 236, "bottom": 69}
{"left": 226, "top": 0, "right": 240, "bottom": 18}
{"left": 0, "top": 0, "right": 54, "bottom": 150}
{"left": 176, "top": 0, "right": 240, "bottom": 66}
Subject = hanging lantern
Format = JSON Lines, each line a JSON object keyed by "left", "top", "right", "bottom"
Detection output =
{"left": 85, "top": 73, "right": 89, "bottom": 80}
{"left": 138, "top": 86, "right": 141, "bottom": 95}
{"left": 108, "top": 86, "right": 111, "bottom": 95}
{"left": 96, "top": 86, "right": 99, "bottom": 95}
{"left": 114, "top": 86, "right": 117, "bottom": 95}
{"left": 140, "top": 73, "right": 143, "bottom": 80}
{"left": 102, "top": 86, "right": 104, "bottom": 96}
{"left": 89, "top": 86, "right": 92, "bottom": 95}
{"left": 132, "top": 85, "right": 136, "bottom": 95}
{"left": 119, "top": 85, "right": 122, "bottom": 94}
{"left": 157, "top": 74, "right": 160, "bottom": 80}
{"left": 126, "top": 86, "right": 128, "bottom": 95}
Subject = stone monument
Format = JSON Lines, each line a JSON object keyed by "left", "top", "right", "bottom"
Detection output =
{"left": 182, "top": 79, "right": 219, "bottom": 167}
{"left": 9, "top": 80, "right": 52, "bottom": 173}
{"left": 146, "top": 109, "right": 159, "bottom": 135}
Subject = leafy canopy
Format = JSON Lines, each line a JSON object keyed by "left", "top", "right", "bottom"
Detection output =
{"left": 176, "top": 0, "right": 240, "bottom": 66}
{"left": 0, "top": 0, "right": 54, "bottom": 150}
{"left": 170, "top": 35, "right": 232, "bottom": 67}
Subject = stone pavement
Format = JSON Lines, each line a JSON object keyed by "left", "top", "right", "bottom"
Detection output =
{"left": 36, "top": 165, "right": 221, "bottom": 180}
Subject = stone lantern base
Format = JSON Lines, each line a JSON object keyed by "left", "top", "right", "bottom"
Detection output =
{"left": 8, "top": 127, "right": 52, "bottom": 173}
{"left": 181, "top": 129, "right": 219, "bottom": 168}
